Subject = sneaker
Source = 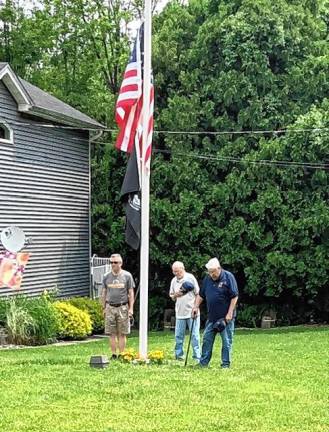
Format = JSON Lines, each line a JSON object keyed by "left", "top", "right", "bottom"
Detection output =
{"left": 175, "top": 356, "right": 184, "bottom": 361}
{"left": 194, "top": 362, "right": 208, "bottom": 368}
{"left": 193, "top": 363, "right": 207, "bottom": 368}
{"left": 221, "top": 364, "right": 230, "bottom": 369}
{"left": 111, "top": 354, "right": 118, "bottom": 360}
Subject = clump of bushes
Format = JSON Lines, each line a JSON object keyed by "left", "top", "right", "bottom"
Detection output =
{"left": 0, "top": 294, "right": 102, "bottom": 345}
{"left": 0, "top": 294, "right": 59, "bottom": 345}
{"left": 54, "top": 301, "right": 92, "bottom": 340}
{"left": 23, "top": 294, "right": 59, "bottom": 344}
{"left": 66, "top": 297, "right": 104, "bottom": 334}
{"left": 6, "top": 298, "right": 35, "bottom": 345}
{"left": 0, "top": 299, "right": 8, "bottom": 326}
{"left": 236, "top": 305, "right": 262, "bottom": 328}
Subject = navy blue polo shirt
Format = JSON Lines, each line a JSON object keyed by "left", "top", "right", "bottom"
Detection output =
{"left": 200, "top": 269, "right": 238, "bottom": 322}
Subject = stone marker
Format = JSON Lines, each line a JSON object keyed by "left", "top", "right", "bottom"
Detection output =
{"left": 90, "top": 355, "right": 109, "bottom": 369}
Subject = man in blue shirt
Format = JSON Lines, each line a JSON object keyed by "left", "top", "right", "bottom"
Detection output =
{"left": 192, "top": 258, "right": 238, "bottom": 368}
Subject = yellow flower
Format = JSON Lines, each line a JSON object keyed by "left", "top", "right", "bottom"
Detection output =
{"left": 148, "top": 349, "right": 165, "bottom": 364}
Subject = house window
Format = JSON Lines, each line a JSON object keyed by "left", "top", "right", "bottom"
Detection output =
{"left": 0, "top": 121, "right": 13, "bottom": 143}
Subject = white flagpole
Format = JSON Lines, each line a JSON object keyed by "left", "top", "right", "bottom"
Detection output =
{"left": 139, "top": 0, "right": 152, "bottom": 359}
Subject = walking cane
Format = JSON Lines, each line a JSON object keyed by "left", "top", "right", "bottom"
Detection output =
{"left": 184, "top": 317, "right": 196, "bottom": 367}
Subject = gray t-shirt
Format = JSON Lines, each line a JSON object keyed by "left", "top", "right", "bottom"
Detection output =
{"left": 169, "top": 272, "right": 200, "bottom": 319}
{"left": 103, "top": 270, "right": 135, "bottom": 304}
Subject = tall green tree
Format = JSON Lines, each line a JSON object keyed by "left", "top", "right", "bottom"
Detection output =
{"left": 1, "top": 0, "right": 328, "bottom": 323}
{"left": 0, "top": 0, "right": 146, "bottom": 264}
{"left": 148, "top": 0, "right": 329, "bottom": 321}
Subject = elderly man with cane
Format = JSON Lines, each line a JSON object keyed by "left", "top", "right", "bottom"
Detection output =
{"left": 192, "top": 258, "right": 238, "bottom": 368}
{"left": 169, "top": 261, "right": 201, "bottom": 362}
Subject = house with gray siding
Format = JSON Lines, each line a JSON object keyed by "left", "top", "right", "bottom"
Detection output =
{"left": 0, "top": 63, "right": 104, "bottom": 298}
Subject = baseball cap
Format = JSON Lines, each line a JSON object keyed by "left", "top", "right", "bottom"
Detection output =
{"left": 181, "top": 281, "right": 195, "bottom": 293}
{"left": 205, "top": 257, "right": 220, "bottom": 270}
{"left": 212, "top": 318, "right": 227, "bottom": 333}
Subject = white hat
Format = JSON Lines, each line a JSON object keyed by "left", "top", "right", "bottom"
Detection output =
{"left": 205, "top": 257, "right": 220, "bottom": 270}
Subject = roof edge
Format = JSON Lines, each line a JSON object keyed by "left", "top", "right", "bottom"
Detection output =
{"left": 0, "top": 63, "right": 105, "bottom": 130}
{"left": 26, "top": 106, "right": 105, "bottom": 130}
{"left": 0, "top": 64, "right": 32, "bottom": 108}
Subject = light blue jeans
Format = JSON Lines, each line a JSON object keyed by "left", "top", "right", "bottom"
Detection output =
{"left": 175, "top": 316, "right": 201, "bottom": 360}
{"left": 200, "top": 319, "right": 235, "bottom": 367}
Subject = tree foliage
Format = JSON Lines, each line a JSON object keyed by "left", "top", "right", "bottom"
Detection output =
{"left": 0, "top": 0, "right": 328, "bottom": 323}
{"left": 149, "top": 0, "right": 329, "bottom": 321}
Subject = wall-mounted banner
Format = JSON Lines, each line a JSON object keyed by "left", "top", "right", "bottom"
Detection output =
{"left": 0, "top": 251, "right": 30, "bottom": 290}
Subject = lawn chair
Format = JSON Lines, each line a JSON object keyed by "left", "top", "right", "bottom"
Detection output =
{"left": 90, "top": 255, "right": 111, "bottom": 299}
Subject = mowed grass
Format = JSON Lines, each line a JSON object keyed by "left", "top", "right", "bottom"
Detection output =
{"left": 0, "top": 327, "right": 328, "bottom": 432}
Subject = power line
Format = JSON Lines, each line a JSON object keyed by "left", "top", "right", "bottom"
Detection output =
{"left": 5, "top": 119, "right": 329, "bottom": 136}
{"left": 91, "top": 141, "right": 329, "bottom": 170}
{"left": 6, "top": 119, "right": 328, "bottom": 169}
{"left": 154, "top": 128, "right": 329, "bottom": 136}
{"left": 154, "top": 149, "right": 329, "bottom": 170}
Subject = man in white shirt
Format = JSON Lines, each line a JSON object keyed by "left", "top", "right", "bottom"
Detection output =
{"left": 169, "top": 261, "right": 201, "bottom": 361}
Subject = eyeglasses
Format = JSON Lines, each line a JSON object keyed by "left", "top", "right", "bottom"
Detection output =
{"left": 110, "top": 261, "right": 120, "bottom": 264}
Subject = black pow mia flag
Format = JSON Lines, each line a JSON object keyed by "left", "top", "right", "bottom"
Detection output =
{"left": 120, "top": 146, "right": 141, "bottom": 250}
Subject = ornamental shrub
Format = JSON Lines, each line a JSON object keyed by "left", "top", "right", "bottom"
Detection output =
{"left": 6, "top": 297, "right": 35, "bottom": 345}
{"left": 236, "top": 305, "right": 262, "bottom": 328}
{"left": 66, "top": 297, "right": 104, "bottom": 334}
{"left": 54, "top": 302, "right": 92, "bottom": 340}
{"left": 0, "top": 298, "right": 8, "bottom": 326}
{"left": 0, "top": 295, "right": 59, "bottom": 345}
{"left": 25, "top": 294, "right": 59, "bottom": 345}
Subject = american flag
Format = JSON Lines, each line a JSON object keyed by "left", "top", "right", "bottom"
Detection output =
{"left": 115, "top": 25, "right": 154, "bottom": 170}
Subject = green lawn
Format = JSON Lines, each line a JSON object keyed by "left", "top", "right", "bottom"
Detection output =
{"left": 0, "top": 326, "right": 328, "bottom": 432}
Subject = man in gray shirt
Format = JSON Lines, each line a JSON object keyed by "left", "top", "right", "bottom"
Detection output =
{"left": 169, "top": 261, "right": 201, "bottom": 361}
{"left": 101, "top": 254, "right": 135, "bottom": 359}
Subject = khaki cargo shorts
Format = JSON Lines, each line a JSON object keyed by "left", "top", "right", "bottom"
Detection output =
{"left": 105, "top": 304, "right": 130, "bottom": 335}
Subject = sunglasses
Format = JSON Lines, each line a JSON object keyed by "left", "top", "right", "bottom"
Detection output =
{"left": 110, "top": 261, "right": 120, "bottom": 264}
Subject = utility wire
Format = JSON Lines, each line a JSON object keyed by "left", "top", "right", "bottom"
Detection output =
{"left": 5, "top": 119, "right": 329, "bottom": 135}
{"left": 154, "top": 149, "right": 329, "bottom": 170}
{"left": 90, "top": 140, "right": 329, "bottom": 170}
{"left": 6, "top": 119, "right": 328, "bottom": 169}
{"left": 154, "top": 128, "right": 329, "bottom": 136}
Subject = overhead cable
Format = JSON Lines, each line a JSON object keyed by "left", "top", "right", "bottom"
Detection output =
{"left": 5, "top": 119, "right": 329, "bottom": 136}
{"left": 154, "top": 149, "right": 329, "bottom": 170}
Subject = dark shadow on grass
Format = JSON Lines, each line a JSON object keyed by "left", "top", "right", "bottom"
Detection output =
{"left": 2, "top": 357, "right": 82, "bottom": 366}
{"left": 235, "top": 325, "right": 329, "bottom": 336}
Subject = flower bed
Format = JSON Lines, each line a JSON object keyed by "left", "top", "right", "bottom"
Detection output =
{"left": 119, "top": 348, "right": 165, "bottom": 365}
